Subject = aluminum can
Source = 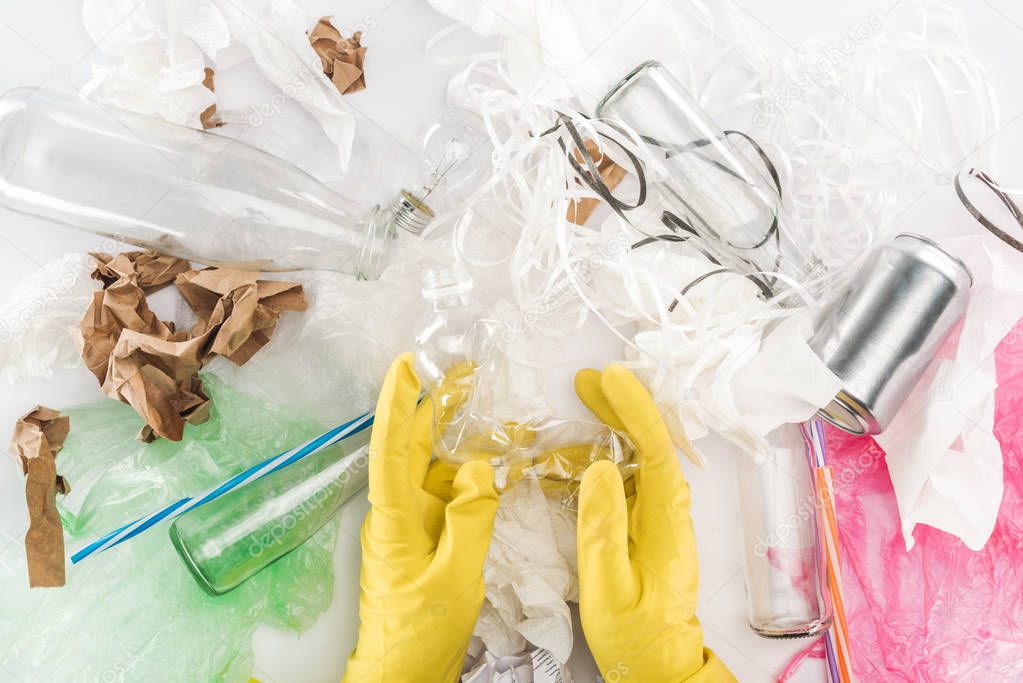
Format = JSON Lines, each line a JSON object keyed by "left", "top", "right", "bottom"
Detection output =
{"left": 809, "top": 233, "right": 972, "bottom": 435}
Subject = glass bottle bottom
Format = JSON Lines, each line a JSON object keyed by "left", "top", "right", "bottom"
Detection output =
{"left": 749, "top": 616, "right": 833, "bottom": 639}
{"left": 169, "top": 523, "right": 225, "bottom": 597}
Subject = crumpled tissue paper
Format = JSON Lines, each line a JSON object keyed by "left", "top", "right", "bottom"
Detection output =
{"left": 587, "top": 222, "right": 843, "bottom": 461}
{"left": 426, "top": 0, "right": 687, "bottom": 109}
{"left": 877, "top": 233, "right": 1023, "bottom": 550}
{"left": 471, "top": 474, "right": 578, "bottom": 669}
{"left": 210, "top": 0, "right": 357, "bottom": 168}
{"left": 82, "top": 0, "right": 218, "bottom": 128}
{"left": 81, "top": 0, "right": 356, "bottom": 167}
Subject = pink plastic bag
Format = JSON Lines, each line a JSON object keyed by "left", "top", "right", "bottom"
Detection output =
{"left": 805, "top": 330, "right": 1023, "bottom": 681}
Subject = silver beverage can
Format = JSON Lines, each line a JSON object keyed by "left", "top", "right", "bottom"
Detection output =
{"left": 809, "top": 233, "right": 972, "bottom": 435}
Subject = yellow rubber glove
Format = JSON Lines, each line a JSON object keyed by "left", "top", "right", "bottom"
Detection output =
{"left": 574, "top": 365, "right": 737, "bottom": 683}
{"left": 342, "top": 354, "right": 499, "bottom": 683}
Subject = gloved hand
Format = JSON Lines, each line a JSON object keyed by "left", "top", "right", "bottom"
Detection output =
{"left": 342, "top": 354, "right": 500, "bottom": 683}
{"left": 574, "top": 365, "right": 737, "bottom": 683}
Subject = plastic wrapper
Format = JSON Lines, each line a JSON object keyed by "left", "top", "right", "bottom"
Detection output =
{"left": 415, "top": 266, "right": 598, "bottom": 469}
{"left": 792, "top": 327, "right": 1023, "bottom": 681}
{"left": 0, "top": 253, "right": 97, "bottom": 383}
{"left": 0, "top": 375, "right": 339, "bottom": 682}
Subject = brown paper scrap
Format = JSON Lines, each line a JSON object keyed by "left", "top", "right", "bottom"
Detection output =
{"left": 80, "top": 251, "right": 207, "bottom": 442}
{"left": 176, "top": 269, "right": 309, "bottom": 366}
{"left": 80, "top": 253, "right": 187, "bottom": 384}
{"left": 104, "top": 328, "right": 215, "bottom": 442}
{"left": 9, "top": 406, "right": 70, "bottom": 588}
{"left": 566, "top": 140, "right": 628, "bottom": 226}
{"left": 77, "top": 254, "right": 307, "bottom": 442}
{"left": 200, "top": 67, "right": 223, "bottom": 130}
{"left": 309, "top": 17, "right": 367, "bottom": 95}
{"left": 90, "top": 250, "right": 192, "bottom": 294}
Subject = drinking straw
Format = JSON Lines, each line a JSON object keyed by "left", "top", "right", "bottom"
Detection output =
{"left": 70, "top": 409, "right": 374, "bottom": 564}
{"left": 800, "top": 417, "right": 853, "bottom": 683}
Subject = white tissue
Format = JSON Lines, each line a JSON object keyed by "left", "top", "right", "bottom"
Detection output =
{"left": 81, "top": 0, "right": 215, "bottom": 128}
{"left": 210, "top": 0, "right": 356, "bottom": 169}
{"left": 473, "top": 475, "right": 577, "bottom": 665}
{"left": 0, "top": 254, "right": 98, "bottom": 383}
{"left": 425, "top": 0, "right": 688, "bottom": 109}
{"left": 81, "top": 0, "right": 355, "bottom": 167}
{"left": 731, "top": 313, "right": 844, "bottom": 440}
{"left": 576, "top": 216, "right": 841, "bottom": 460}
{"left": 167, "top": 0, "right": 231, "bottom": 60}
{"left": 878, "top": 235, "right": 1023, "bottom": 550}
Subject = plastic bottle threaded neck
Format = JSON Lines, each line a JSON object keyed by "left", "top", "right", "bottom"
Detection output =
{"left": 422, "top": 267, "right": 473, "bottom": 310}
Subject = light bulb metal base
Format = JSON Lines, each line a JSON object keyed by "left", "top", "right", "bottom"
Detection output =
{"left": 391, "top": 190, "right": 434, "bottom": 235}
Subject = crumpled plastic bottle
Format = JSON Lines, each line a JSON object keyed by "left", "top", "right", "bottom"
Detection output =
{"left": 0, "top": 375, "right": 341, "bottom": 683}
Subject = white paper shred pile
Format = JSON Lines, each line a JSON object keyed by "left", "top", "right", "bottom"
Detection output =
{"left": 424, "top": 0, "right": 1004, "bottom": 554}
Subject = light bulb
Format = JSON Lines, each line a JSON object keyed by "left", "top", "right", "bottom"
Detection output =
{"left": 400, "top": 113, "right": 489, "bottom": 221}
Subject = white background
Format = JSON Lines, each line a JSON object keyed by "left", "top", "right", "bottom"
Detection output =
{"left": 2, "top": 1, "right": 1023, "bottom": 682}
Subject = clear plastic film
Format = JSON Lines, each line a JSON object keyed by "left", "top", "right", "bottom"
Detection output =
{"left": 0, "top": 253, "right": 98, "bottom": 383}
{"left": 0, "top": 376, "right": 339, "bottom": 682}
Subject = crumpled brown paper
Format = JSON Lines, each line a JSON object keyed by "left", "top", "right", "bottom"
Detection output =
{"left": 566, "top": 139, "right": 628, "bottom": 226}
{"left": 90, "top": 250, "right": 192, "bottom": 293}
{"left": 77, "top": 252, "right": 307, "bottom": 442}
{"left": 9, "top": 406, "right": 70, "bottom": 588}
{"left": 176, "top": 269, "right": 309, "bottom": 366}
{"left": 309, "top": 17, "right": 367, "bottom": 95}
{"left": 80, "top": 251, "right": 191, "bottom": 385}
{"left": 105, "top": 329, "right": 215, "bottom": 443}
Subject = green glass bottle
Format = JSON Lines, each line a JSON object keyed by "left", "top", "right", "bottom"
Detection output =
{"left": 169, "top": 428, "right": 370, "bottom": 595}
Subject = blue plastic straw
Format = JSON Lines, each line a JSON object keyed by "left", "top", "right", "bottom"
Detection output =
{"left": 70, "top": 410, "right": 374, "bottom": 564}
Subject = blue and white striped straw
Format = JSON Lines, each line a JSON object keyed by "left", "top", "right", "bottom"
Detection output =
{"left": 70, "top": 409, "right": 374, "bottom": 564}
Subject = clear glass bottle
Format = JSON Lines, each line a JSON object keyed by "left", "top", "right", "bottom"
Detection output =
{"left": 596, "top": 61, "right": 824, "bottom": 298}
{"left": 0, "top": 87, "right": 434, "bottom": 278}
{"left": 168, "top": 426, "right": 370, "bottom": 595}
{"left": 735, "top": 423, "right": 832, "bottom": 638}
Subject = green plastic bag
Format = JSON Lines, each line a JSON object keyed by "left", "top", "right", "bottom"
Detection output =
{"left": 0, "top": 375, "right": 340, "bottom": 682}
